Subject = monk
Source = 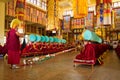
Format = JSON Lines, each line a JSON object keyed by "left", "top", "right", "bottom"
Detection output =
{"left": 115, "top": 41, "right": 120, "bottom": 58}
{"left": 74, "top": 40, "right": 96, "bottom": 65}
{"left": 6, "top": 19, "right": 24, "bottom": 69}
{"left": 0, "top": 43, "right": 3, "bottom": 54}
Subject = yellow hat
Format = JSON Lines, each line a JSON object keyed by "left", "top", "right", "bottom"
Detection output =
{"left": 10, "top": 19, "right": 21, "bottom": 29}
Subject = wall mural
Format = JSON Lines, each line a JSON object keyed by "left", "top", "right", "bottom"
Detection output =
{"left": 85, "top": 11, "right": 94, "bottom": 28}
{"left": 114, "top": 8, "right": 120, "bottom": 29}
{"left": 63, "top": 15, "right": 71, "bottom": 32}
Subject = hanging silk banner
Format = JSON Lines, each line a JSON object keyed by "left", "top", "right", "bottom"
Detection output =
{"left": 63, "top": 15, "right": 71, "bottom": 32}
{"left": 15, "top": 0, "right": 26, "bottom": 20}
{"left": 96, "top": 0, "right": 112, "bottom": 27}
{"left": 103, "top": 2, "right": 112, "bottom": 25}
{"left": 103, "top": 3, "right": 107, "bottom": 24}
{"left": 73, "top": 0, "right": 88, "bottom": 18}
{"left": 96, "top": 3, "right": 104, "bottom": 27}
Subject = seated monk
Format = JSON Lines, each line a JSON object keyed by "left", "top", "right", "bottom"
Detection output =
{"left": 32, "top": 43, "right": 40, "bottom": 52}
{"left": 2, "top": 44, "right": 8, "bottom": 55}
{"left": 115, "top": 41, "right": 120, "bottom": 58}
{"left": 74, "top": 40, "right": 97, "bottom": 65}
{"left": 0, "top": 43, "right": 3, "bottom": 54}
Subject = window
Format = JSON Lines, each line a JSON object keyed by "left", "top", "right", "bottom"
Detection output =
{"left": 118, "top": 2, "right": 120, "bottom": 6}
{"left": 37, "top": 1, "right": 40, "bottom": 6}
{"left": 33, "top": 0, "right": 37, "bottom": 4}
{"left": 63, "top": 10, "right": 73, "bottom": 17}
{"left": 26, "top": 7, "right": 30, "bottom": 16}
{"left": 113, "top": 2, "right": 120, "bottom": 8}
{"left": 88, "top": 6, "right": 95, "bottom": 11}
{"left": 114, "top": 2, "right": 118, "bottom": 7}
{"left": 44, "top": 3, "right": 47, "bottom": 10}
{"left": 26, "top": 0, "right": 47, "bottom": 10}
{"left": 30, "top": 0, "right": 34, "bottom": 3}
{"left": 41, "top": 1, "right": 46, "bottom": 10}
{"left": 26, "top": 0, "right": 30, "bottom": 2}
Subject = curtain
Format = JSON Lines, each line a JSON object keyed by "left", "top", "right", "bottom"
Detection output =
{"left": 73, "top": 0, "right": 88, "bottom": 18}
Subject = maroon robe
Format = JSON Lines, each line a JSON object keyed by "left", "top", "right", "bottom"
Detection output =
{"left": 0, "top": 45, "right": 3, "bottom": 54}
{"left": 74, "top": 43, "right": 96, "bottom": 65}
{"left": 6, "top": 29, "right": 20, "bottom": 64}
{"left": 115, "top": 45, "right": 120, "bottom": 57}
{"left": 1, "top": 44, "right": 8, "bottom": 55}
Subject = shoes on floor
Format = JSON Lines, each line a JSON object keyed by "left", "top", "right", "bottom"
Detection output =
{"left": 11, "top": 65, "right": 20, "bottom": 69}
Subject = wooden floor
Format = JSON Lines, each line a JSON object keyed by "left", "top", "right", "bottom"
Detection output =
{"left": 0, "top": 50, "right": 120, "bottom": 80}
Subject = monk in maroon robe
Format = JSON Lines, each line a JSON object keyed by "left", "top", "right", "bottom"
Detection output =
{"left": 115, "top": 42, "right": 120, "bottom": 58}
{"left": 74, "top": 41, "right": 96, "bottom": 65}
{"left": 6, "top": 19, "right": 24, "bottom": 69}
{"left": 0, "top": 43, "right": 3, "bottom": 54}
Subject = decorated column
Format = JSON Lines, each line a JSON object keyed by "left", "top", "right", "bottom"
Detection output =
{"left": 15, "top": 0, "right": 25, "bottom": 20}
{"left": 0, "top": 1, "right": 5, "bottom": 45}
{"left": 103, "top": 0, "right": 112, "bottom": 25}
{"left": 47, "top": 0, "right": 59, "bottom": 30}
{"left": 96, "top": 0, "right": 112, "bottom": 27}
{"left": 96, "top": 0, "right": 104, "bottom": 27}
{"left": 15, "top": 0, "right": 26, "bottom": 33}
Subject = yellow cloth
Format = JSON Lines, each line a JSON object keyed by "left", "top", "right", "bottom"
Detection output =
{"left": 73, "top": 0, "right": 88, "bottom": 18}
